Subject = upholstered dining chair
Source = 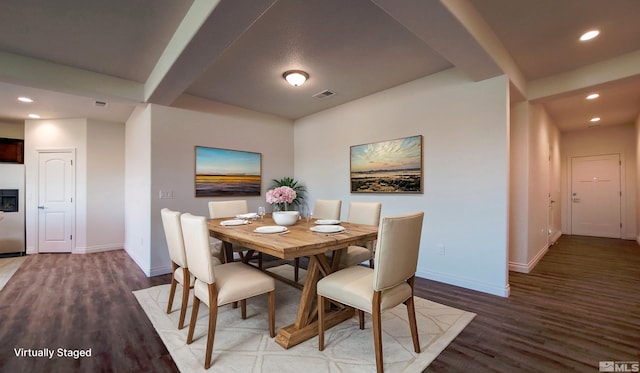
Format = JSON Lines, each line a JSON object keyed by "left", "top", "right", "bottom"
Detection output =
{"left": 317, "top": 211, "right": 424, "bottom": 373}
{"left": 208, "top": 200, "right": 261, "bottom": 267}
{"left": 180, "top": 213, "right": 276, "bottom": 369}
{"left": 161, "top": 208, "right": 221, "bottom": 330}
{"left": 340, "top": 201, "right": 382, "bottom": 268}
{"left": 313, "top": 199, "right": 342, "bottom": 222}
{"left": 293, "top": 199, "right": 342, "bottom": 282}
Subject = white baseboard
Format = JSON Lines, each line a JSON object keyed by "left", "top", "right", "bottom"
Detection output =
{"left": 416, "top": 270, "right": 510, "bottom": 297}
{"left": 73, "top": 244, "right": 123, "bottom": 254}
{"left": 124, "top": 247, "right": 151, "bottom": 277}
{"left": 509, "top": 243, "right": 549, "bottom": 274}
{"left": 149, "top": 264, "right": 172, "bottom": 277}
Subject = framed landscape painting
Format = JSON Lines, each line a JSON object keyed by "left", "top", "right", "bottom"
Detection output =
{"left": 350, "top": 135, "right": 423, "bottom": 193}
{"left": 195, "top": 146, "right": 261, "bottom": 197}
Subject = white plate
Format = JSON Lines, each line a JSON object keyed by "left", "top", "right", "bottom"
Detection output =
{"left": 236, "top": 213, "right": 258, "bottom": 219}
{"left": 315, "top": 219, "right": 341, "bottom": 225}
{"left": 310, "top": 225, "right": 345, "bottom": 233}
{"left": 254, "top": 226, "right": 288, "bottom": 234}
{"left": 220, "top": 219, "right": 248, "bottom": 226}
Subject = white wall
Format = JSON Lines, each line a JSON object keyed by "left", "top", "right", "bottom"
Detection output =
{"left": 124, "top": 103, "right": 293, "bottom": 276}
{"left": 294, "top": 68, "right": 510, "bottom": 296}
{"left": 25, "top": 118, "right": 125, "bottom": 254}
{"left": 509, "top": 102, "right": 562, "bottom": 273}
{"left": 25, "top": 118, "right": 86, "bottom": 253}
{"left": 85, "top": 119, "right": 125, "bottom": 252}
{"left": 509, "top": 101, "right": 529, "bottom": 266}
{"left": 561, "top": 124, "right": 637, "bottom": 239}
{"left": 124, "top": 106, "right": 152, "bottom": 273}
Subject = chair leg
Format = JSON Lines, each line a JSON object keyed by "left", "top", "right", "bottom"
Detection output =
{"left": 406, "top": 277, "right": 420, "bottom": 353}
{"left": 204, "top": 284, "right": 219, "bottom": 369}
{"left": 294, "top": 258, "right": 300, "bottom": 282}
{"left": 166, "top": 276, "right": 177, "bottom": 314}
{"left": 359, "top": 310, "right": 365, "bottom": 330}
{"left": 268, "top": 290, "right": 275, "bottom": 337}
{"left": 369, "top": 258, "right": 374, "bottom": 268}
{"left": 405, "top": 295, "right": 420, "bottom": 353}
{"left": 178, "top": 269, "right": 190, "bottom": 329}
{"left": 241, "top": 299, "right": 247, "bottom": 319}
{"left": 372, "top": 291, "right": 383, "bottom": 373}
{"left": 186, "top": 295, "right": 201, "bottom": 344}
{"left": 317, "top": 294, "right": 325, "bottom": 351}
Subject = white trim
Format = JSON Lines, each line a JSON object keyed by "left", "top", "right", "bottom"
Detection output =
{"left": 509, "top": 244, "right": 549, "bottom": 273}
{"left": 416, "top": 271, "right": 510, "bottom": 297}
{"left": 124, "top": 246, "right": 149, "bottom": 276}
{"left": 73, "top": 244, "right": 123, "bottom": 254}
{"left": 149, "top": 264, "right": 172, "bottom": 277}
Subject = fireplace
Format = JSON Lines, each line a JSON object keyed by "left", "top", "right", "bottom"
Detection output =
{"left": 0, "top": 189, "right": 18, "bottom": 212}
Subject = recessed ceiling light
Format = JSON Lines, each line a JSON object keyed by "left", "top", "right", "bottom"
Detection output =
{"left": 580, "top": 30, "right": 600, "bottom": 41}
{"left": 590, "top": 117, "right": 601, "bottom": 122}
{"left": 28, "top": 114, "right": 40, "bottom": 119}
{"left": 586, "top": 93, "right": 600, "bottom": 100}
{"left": 18, "top": 96, "right": 34, "bottom": 103}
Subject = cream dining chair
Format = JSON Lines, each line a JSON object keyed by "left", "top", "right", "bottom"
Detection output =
{"left": 180, "top": 213, "right": 276, "bottom": 369}
{"left": 161, "top": 208, "right": 221, "bottom": 330}
{"left": 317, "top": 211, "right": 424, "bottom": 373}
{"left": 208, "top": 200, "right": 261, "bottom": 267}
{"left": 340, "top": 201, "right": 382, "bottom": 268}
{"left": 313, "top": 199, "right": 342, "bottom": 222}
{"left": 293, "top": 199, "right": 342, "bottom": 282}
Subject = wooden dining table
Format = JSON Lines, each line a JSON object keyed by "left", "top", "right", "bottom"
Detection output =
{"left": 207, "top": 214, "right": 378, "bottom": 349}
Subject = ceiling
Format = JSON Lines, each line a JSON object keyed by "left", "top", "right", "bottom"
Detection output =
{"left": 0, "top": 0, "right": 639, "bottom": 132}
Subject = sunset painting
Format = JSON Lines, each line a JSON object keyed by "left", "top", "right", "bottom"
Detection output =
{"left": 195, "top": 146, "right": 261, "bottom": 197}
{"left": 350, "top": 135, "right": 422, "bottom": 193}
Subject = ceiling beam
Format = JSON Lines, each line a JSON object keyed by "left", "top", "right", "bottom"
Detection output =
{"left": 439, "top": 0, "right": 527, "bottom": 97}
{"left": 0, "top": 51, "right": 143, "bottom": 103}
{"left": 144, "top": 0, "right": 278, "bottom": 105}
{"left": 528, "top": 49, "right": 640, "bottom": 101}
{"left": 371, "top": 0, "right": 502, "bottom": 82}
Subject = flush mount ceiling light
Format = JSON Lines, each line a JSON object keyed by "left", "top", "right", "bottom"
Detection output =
{"left": 283, "top": 70, "right": 309, "bottom": 87}
{"left": 586, "top": 93, "right": 600, "bottom": 100}
{"left": 590, "top": 117, "right": 601, "bottom": 122}
{"left": 579, "top": 30, "right": 600, "bottom": 41}
{"left": 28, "top": 114, "right": 40, "bottom": 119}
{"left": 18, "top": 96, "right": 34, "bottom": 103}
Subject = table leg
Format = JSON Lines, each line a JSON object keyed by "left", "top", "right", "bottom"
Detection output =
{"left": 274, "top": 252, "right": 354, "bottom": 349}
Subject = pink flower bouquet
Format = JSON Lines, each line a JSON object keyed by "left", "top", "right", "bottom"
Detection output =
{"left": 266, "top": 186, "right": 297, "bottom": 211}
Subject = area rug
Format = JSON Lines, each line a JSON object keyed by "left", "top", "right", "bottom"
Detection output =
{"left": 134, "top": 265, "right": 475, "bottom": 373}
{"left": 0, "top": 256, "right": 27, "bottom": 292}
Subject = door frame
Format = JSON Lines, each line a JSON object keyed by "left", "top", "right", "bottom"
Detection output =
{"left": 566, "top": 152, "right": 626, "bottom": 237}
{"left": 36, "top": 148, "right": 76, "bottom": 253}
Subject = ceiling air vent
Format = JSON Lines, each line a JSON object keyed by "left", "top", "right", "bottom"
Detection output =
{"left": 312, "top": 90, "right": 336, "bottom": 99}
{"left": 94, "top": 100, "right": 108, "bottom": 108}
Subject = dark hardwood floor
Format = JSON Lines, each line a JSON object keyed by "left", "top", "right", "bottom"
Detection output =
{"left": 424, "top": 235, "right": 640, "bottom": 372}
{"left": 0, "top": 235, "right": 638, "bottom": 372}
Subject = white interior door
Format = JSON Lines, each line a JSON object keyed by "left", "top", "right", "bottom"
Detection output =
{"left": 570, "top": 154, "right": 621, "bottom": 238}
{"left": 38, "top": 151, "right": 74, "bottom": 253}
